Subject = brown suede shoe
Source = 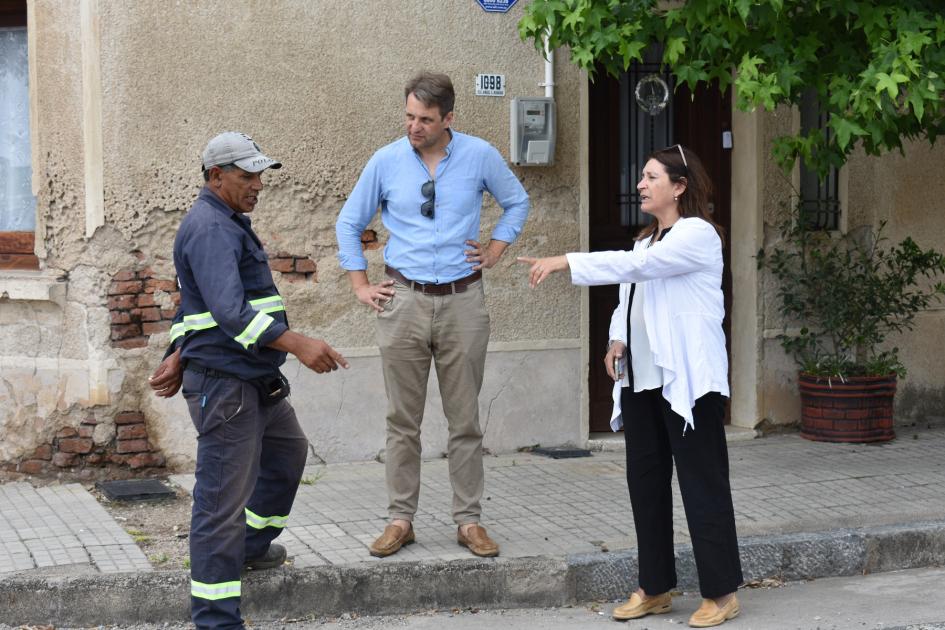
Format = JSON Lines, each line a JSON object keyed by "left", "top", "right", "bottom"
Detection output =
{"left": 612, "top": 591, "right": 672, "bottom": 620}
{"left": 457, "top": 524, "right": 499, "bottom": 557}
{"left": 689, "top": 595, "right": 740, "bottom": 627}
{"left": 369, "top": 522, "right": 415, "bottom": 558}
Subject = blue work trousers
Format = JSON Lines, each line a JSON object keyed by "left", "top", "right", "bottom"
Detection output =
{"left": 183, "top": 368, "right": 308, "bottom": 630}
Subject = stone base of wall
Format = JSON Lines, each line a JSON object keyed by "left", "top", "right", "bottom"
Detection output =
{"left": 3, "top": 411, "right": 166, "bottom": 480}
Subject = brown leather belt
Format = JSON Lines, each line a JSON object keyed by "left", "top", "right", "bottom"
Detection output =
{"left": 385, "top": 265, "right": 481, "bottom": 296}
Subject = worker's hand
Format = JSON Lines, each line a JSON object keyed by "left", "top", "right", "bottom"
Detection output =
{"left": 516, "top": 255, "right": 570, "bottom": 288}
{"left": 149, "top": 347, "right": 183, "bottom": 397}
{"left": 354, "top": 280, "right": 396, "bottom": 313}
{"left": 295, "top": 337, "right": 350, "bottom": 374}
{"left": 604, "top": 341, "right": 627, "bottom": 381}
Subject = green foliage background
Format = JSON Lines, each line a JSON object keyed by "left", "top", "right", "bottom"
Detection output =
{"left": 519, "top": 0, "right": 945, "bottom": 177}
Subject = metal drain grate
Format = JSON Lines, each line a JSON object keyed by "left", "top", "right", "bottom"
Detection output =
{"left": 532, "top": 447, "right": 592, "bottom": 459}
{"left": 95, "top": 479, "right": 176, "bottom": 502}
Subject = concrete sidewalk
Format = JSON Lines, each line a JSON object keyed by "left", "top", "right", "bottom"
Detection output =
{"left": 2, "top": 426, "right": 945, "bottom": 625}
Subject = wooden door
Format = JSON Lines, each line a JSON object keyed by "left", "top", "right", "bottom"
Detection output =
{"left": 587, "top": 67, "right": 732, "bottom": 433}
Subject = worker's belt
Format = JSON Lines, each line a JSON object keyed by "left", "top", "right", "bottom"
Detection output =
{"left": 186, "top": 361, "right": 290, "bottom": 406}
{"left": 385, "top": 265, "right": 481, "bottom": 296}
{"left": 184, "top": 362, "right": 238, "bottom": 380}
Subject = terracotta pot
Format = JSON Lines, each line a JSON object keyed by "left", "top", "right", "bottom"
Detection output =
{"left": 798, "top": 372, "right": 897, "bottom": 443}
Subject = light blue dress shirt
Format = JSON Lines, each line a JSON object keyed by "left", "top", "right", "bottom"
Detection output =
{"left": 336, "top": 130, "right": 530, "bottom": 284}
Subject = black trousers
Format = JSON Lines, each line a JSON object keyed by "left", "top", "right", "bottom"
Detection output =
{"left": 621, "top": 388, "right": 743, "bottom": 599}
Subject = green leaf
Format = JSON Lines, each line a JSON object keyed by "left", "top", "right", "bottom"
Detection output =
{"left": 561, "top": 10, "right": 585, "bottom": 31}
{"left": 829, "top": 117, "right": 866, "bottom": 150}
{"left": 571, "top": 46, "right": 595, "bottom": 70}
{"left": 664, "top": 36, "right": 686, "bottom": 65}
{"left": 734, "top": 0, "right": 752, "bottom": 21}
{"left": 906, "top": 92, "right": 925, "bottom": 122}
{"left": 874, "top": 72, "right": 903, "bottom": 99}
{"left": 618, "top": 39, "right": 647, "bottom": 68}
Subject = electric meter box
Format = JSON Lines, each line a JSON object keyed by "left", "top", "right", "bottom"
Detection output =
{"left": 510, "top": 97, "right": 556, "bottom": 166}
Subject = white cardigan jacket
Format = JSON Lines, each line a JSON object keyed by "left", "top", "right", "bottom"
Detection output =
{"left": 566, "top": 217, "right": 729, "bottom": 433}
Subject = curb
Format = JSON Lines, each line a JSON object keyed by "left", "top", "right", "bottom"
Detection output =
{"left": 3, "top": 521, "right": 944, "bottom": 625}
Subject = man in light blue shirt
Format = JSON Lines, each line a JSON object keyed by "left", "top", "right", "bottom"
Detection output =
{"left": 335, "top": 72, "right": 529, "bottom": 559}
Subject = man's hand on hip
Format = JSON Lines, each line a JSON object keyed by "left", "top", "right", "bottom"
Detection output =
{"left": 354, "top": 280, "right": 396, "bottom": 312}
{"left": 346, "top": 270, "right": 395, "bottom": 312}
{"left": 466, "top": 239, "right": 509, "bottom": 271}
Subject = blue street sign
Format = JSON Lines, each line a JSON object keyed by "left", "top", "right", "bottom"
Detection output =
{"left": 476, "top": 0, "right": 518, "bottom": 13}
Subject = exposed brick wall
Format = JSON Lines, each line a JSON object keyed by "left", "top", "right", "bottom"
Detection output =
{"left": 108, "top": 268, "right": 180, "bottom": 349}
{"left": 7, "top": 411, "right": 166, "bottom": 477}
{"left": 361, "top": 229, "right": 382, "bottom": 251}
{"left": 269, "top": 252, "right": 317, "bottom": 283}
{"left": 108, "top": 252, "right": 319, "bottom": 349}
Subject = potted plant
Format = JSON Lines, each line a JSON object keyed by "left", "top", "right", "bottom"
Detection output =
{"left": 757, "top": 210, "right": 945, "bottom": 442}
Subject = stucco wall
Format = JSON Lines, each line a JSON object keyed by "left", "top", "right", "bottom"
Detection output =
{"left": 0, "top": 1, "right": 585, "bottom": 467}
{"left": 849, "top": 142, "right": 945, "bottom": 425}
{"left": 0, "top": 2, "right": 128, "bottom": 463}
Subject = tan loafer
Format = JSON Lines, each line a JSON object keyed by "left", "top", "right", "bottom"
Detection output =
{"left": 369, "top": 522, "right": 415, "bottom": 557}
{"left": 612, "top": 591, "right": 672, "bottom": 620}
{"left": 457, "top": 524, "right": 499, "bottom": 557}
{"left": 689, "top": 594, "right": 740, "bottom": 627}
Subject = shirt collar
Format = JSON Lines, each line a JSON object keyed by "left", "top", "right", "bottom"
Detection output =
{"left": 410, "top": 128, "right": 456, "bottom": 157}
{"left": 444, "top": 128, "right": 455, "bottom": 156}
{"left": 200, "top": 186, "right": 235, "bottom": 215}
{"left": 200, "top": 186, "right": 252, "bottom": 226}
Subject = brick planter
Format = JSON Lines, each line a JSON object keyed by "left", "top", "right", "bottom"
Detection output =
{"left": 798, "top": 372, "right": 896, "bottom": 443}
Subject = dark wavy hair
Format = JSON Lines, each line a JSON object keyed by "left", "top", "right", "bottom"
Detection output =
{"left": 636, "top": 144, "right": 724, "bottom": 245}
{"left": 404, "top": 72, "right": 455, "bottom": 119}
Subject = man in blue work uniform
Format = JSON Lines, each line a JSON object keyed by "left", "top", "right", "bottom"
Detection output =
{"left": 150, "top": 131, "right": 347, "bottom": 630}
{"left": 335, "top": 72, "right": 529, "bottom": 559}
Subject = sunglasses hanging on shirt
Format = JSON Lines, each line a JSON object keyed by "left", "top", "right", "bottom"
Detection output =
{"left": 420, "top": 180, "right": 435, "bottom": 218}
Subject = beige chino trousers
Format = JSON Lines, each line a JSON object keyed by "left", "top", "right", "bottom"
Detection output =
{"left": 376, "top": 277, "right": 490, "bottom": 525}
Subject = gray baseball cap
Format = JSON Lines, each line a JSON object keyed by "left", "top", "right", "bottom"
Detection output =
{"left": 201, "top": 131, "right": 282, "bottom": 173}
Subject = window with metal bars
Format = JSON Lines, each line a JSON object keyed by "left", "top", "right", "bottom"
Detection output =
{"left": 798, "top": 89, "right": 841, "bottom": 230}
{"left": 616, "top": 50, "right": 672, "bottom": 230}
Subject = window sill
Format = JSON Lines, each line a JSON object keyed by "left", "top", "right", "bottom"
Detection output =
{"left": 0, "top": 269, "right": 67, "bottom": 305}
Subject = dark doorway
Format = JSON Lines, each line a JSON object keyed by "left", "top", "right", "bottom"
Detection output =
{"left": 587, "top": 64, "right": 732, "bottom": 433}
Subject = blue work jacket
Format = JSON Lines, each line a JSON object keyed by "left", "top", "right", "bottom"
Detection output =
{"left": 170, "top": 187, "right": 289, "bottom": 380}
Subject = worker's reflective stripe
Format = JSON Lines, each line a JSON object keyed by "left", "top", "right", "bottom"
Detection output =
{"left": 169, "top": 296, "right": 285, "bottom": 342}
{"left": 191, "top": 579, "right": 241, "bottom": 600}
{"left": 234, "top": 311, "right": 274, "bottom": 349}
{"left": 250, "top": 295, "right": 285, "bottom": 314}
{"left": 247, "top": 296, "right": 285, "bottom": 311}
{"left": 184, "top": 312, "right": 218, "bottom": 330}
{"left": 170, "top": 312, "right": 216, "bottom": 342}
{"left": 245, "top": 507, "right": 288, "bottom": 530}
{"left": 170, "top": 321, "right": 187, "bottom": 342}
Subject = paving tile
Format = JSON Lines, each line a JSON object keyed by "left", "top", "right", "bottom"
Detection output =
{"left": 4, "top": 427, "right": 945, "bottom": 576}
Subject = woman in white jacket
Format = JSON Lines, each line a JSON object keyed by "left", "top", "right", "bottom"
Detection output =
{"left": 519, "top": 145, "right": 742, "bottom": 628}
